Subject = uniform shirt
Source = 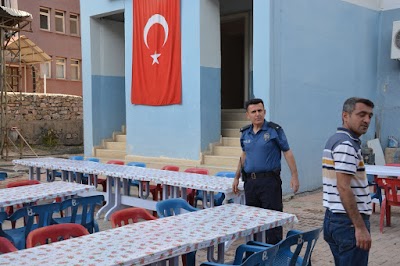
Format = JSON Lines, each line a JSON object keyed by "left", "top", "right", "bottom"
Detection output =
{"left": 322, "top": 127, "right": 372, "bottom": 215}
{"left": 241, "top": 120, "right": 290, "bottom": 173}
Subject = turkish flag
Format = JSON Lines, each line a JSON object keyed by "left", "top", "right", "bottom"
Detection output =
{"left": 131, "top": 0, "right": 181, "bottom": 105}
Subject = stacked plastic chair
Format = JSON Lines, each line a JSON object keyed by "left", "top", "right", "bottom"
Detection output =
{"left": 246, "top": 227, "right": 323, "bottom": 265}
{"left": 200, "top": 243, "right": 279, "bottom": 266}
{"left": 6, "top": 180, "right": 41, "bottom": 229}
{"left": 1, "top": 202, "right": 61, "bottom": 249}
{"left": 53, "top": 195, "right": 104, "bottom": 233}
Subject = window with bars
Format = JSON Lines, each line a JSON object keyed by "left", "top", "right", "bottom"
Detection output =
{"left": 56, "top": 58, "right": 66, "bottom": 79}
{"left": 40, "top": 7, "right": 50, "bottom": 30}
{"left": 55, "top": 10, "right": 65, "bottom": 33}
{"left": 70, "top": 59, "right": 80, "bottom": 80}
{"left": 70, "top": 14, "right": 80, "bottom": 36}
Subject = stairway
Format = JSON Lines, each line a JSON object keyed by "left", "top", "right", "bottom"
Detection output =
{"left": 93, "top": 110, "right": 248, "bottom": 175}
{"left": 201, "top": 109, "right": 248, "bottom": 173}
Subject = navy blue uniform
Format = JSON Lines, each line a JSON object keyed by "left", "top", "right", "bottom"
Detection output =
{"left": 240, "top": 119, "right": 290, "bottom": 244}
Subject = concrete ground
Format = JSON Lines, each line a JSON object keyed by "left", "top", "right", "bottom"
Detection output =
{"left": 1, "top": 169, "right": 399, "bottom": 265}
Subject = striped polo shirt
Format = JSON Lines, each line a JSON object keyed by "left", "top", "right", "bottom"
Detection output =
{"left": 322, "top": 127, "right": 371, "bottom": 215}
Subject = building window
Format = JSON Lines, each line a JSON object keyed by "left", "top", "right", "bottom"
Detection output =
{"left": 40, "top": 7, "right": 50, "bottom": 30}
{"left": 70, "top": 59, "right": 80, "bottom": 80}
{"left": 40, "top": 61, "right": 51, "bottom": 78}
{"left": 56, "top": 58, "right": 66, "bottom": 79}
{"left": 55, "top": 10, "right": 65, "bottom": 33}
{"left": 70, "top": 14, "right": 79, "bottom": 36}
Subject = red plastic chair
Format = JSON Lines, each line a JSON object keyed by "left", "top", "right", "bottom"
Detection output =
{"left": 26, "top": 223, "right": 89, "bottom": 248}
{"left": 6, "top": 180, "right": 41, "bottom": 228}
{"left": 97, "top": 160, "right": 125, "bottom": 192}
{"left": 110, "top": 207, "right": 157, "bottom": 228}
{"left": 184, "top": 168, "right": 209, "bottom": 206}
{"left": 378, "top": 177, "right": 400, "bottom": 233}
{"left": 150, "top": 165, "right": 180, "bottom": 201}
{"left": 0, "top": 236, "right": 17, "bottom": 254}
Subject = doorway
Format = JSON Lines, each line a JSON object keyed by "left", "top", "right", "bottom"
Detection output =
{"left": 220, "top": 13, "right": 249, "bottom": 109}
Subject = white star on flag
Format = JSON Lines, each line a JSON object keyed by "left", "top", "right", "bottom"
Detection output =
{"left": 151, "top": 51, "right": 161, "bottom": 65}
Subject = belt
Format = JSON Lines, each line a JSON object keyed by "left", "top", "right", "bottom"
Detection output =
{"left": 245, "top": 171, "right": 278, "bottom": 179}
{"left": 327, "top": 209, "right": 370, "bottom": 220}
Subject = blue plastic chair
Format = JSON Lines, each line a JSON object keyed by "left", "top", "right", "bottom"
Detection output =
{"left": 195, "top": 171, "right": 235, "bottom": 207}
{"left": 247, "top": 227, "right": 322, "bottom": 266}
{"left": 126, "top": 162, "right": 146, "bottom": 195}
{"left": 52, "top": 195, "right": 104, "bottom": 234}
{"left": 367, "top": 174, "right": 382, "bottom": 212}
{"left": 81, "top": 157, "right": 100, "bottom": 184}
{"left": 0, "top": 203, "right": 61, "bottom": 249}
{"left": 0, "top": 172, "right": 7, "bottom": 181}
{"left": 156, "top": 198, "right": 198, "bottom": 218}
{"left": 156, "top": 198, "right": 198, "bottom": 266}
{"left": 201, "top": 243, "right": 279, "bottom": 266}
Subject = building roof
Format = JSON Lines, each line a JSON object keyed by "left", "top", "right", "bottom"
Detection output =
{"left": 7, "top": 35, "right": 51, "bottom": 64}
{"left": 0, "top": 6, "right": 32, "bottom": 27}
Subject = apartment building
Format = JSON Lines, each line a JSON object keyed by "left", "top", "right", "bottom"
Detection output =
{"left": 16, "top": 0, "right": 82, "bottom": 96}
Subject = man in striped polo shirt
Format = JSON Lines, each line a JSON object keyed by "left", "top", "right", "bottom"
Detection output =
{"left": 322, "top": 97, "right": 374, "bottom": 265}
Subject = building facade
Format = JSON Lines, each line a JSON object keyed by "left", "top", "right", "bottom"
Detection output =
{"left": 80, "top": 0, "right": 400, "bottom": 193}
{"left": 17, "top": 0, "right": 82, "bottom": 96}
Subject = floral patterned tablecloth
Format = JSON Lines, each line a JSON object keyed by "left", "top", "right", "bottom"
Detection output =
{"left": 0, "top": 181, "right": 95, "bottom": 208}
{"left": 0, "top": 204, "right": 297, "bottom": 266}
{"left": 13, "top": 157, "right": 243, "bottom": 193}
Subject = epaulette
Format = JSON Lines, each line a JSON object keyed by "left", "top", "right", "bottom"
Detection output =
{"left": 240, "top": 124, "right": 251, "bottom": 132}
{"left": 267, "top": 121, "right": 281, "bottom": 131}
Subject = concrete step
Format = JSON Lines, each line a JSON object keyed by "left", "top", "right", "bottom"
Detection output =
{"left": 213, "top": 146, "right": 242, "bottom": 156}
{"left": 203, "top": 155, "right": 239, "bottom": 167}
{"left": 222, "top": 120, "right": 249, "bottom": 129}
{"left": 115, "top": 134, "right": 126, "bottom": 142}
{"left": 221, "top": 111, "right": 247, "bottom": 121}
{"left": 222, "top": 137, "right": 241, "bottom": 147}
{"left": 222, "top": 129, "right": 241, "bottom": 138}
{"left": 104, "top": 141, "right": 126, "bottom": 150}
{"left": 95, "top": 149, "right": 126, "bottom": 160}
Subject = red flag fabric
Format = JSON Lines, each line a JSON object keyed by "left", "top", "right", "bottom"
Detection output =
{"left": 132, "top": 0, "right": 181, "bottom": 105}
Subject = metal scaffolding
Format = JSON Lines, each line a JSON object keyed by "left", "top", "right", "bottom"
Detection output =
{"left": 0, "top": 5, "right": 32, "bottom": 159}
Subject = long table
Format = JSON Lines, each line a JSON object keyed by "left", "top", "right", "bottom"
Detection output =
{"left": 365, "top": 164, "right": 400, "bottom": 177}
{"left": 0, "top": 203, "right": 297, "bottom": 266}
{"left": 0, "top": 181, "right": 96, "bottom": 209}
{"left": 12, "top": 158, "right": 245, "bottom": 220}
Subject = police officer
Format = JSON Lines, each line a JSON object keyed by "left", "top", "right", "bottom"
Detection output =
{"left": 232, "top": 98, "right": 299, "bottom": 244}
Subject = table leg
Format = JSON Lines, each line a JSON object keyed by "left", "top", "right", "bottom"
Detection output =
{"left": 62, "top": 170, "right": 68, "bottom": 182}
{"left": 28, "top": 166, "right": 34, "bottom": 180}
{"left": 35, "top": 167, "right": 41, "bottom": 181}
{"left": 96, "top": 176, "right": 115, "bottom": 220}
{"left": 202, "top": 191, "right": 214, "bottom": 209}
{"left": 104, "top": 176, "right": 124, "bottom": 220}
{"left": 207, "top": 242, "right": 225, "bottom": 263}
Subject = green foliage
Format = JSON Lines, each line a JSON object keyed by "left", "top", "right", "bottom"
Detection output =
{"left": 42, "top": 128, "right": 58, "bottom": 147}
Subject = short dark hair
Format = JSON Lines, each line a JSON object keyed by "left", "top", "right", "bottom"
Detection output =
{"left": 343, "top": 97, "right": 374, "bottom": 114}
{"left": 245, "top": 98, "right": 264, "bottom": 110}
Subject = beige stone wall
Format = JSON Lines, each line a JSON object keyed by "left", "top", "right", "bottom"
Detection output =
{"left": 5, "top": 93, "right": 83, "bottom": 145}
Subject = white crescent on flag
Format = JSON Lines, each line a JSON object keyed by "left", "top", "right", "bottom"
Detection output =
{"left": 143, "top": 14, "right": 169, "bottom": 49}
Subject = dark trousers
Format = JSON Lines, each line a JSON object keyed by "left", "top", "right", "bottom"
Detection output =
{"left": 244, "top": 176, "right": 283, "bottom": 244}
{"left": 323, "top": 209, "right": 370, "bottom": 266}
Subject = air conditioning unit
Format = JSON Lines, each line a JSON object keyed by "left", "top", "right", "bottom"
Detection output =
{"left": 391, "top": 21, "right": 400, "bottom": 59}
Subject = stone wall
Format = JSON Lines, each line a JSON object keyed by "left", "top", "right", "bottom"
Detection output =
{"left": 5, "top": 93, "right": 83, "bottom": 145}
